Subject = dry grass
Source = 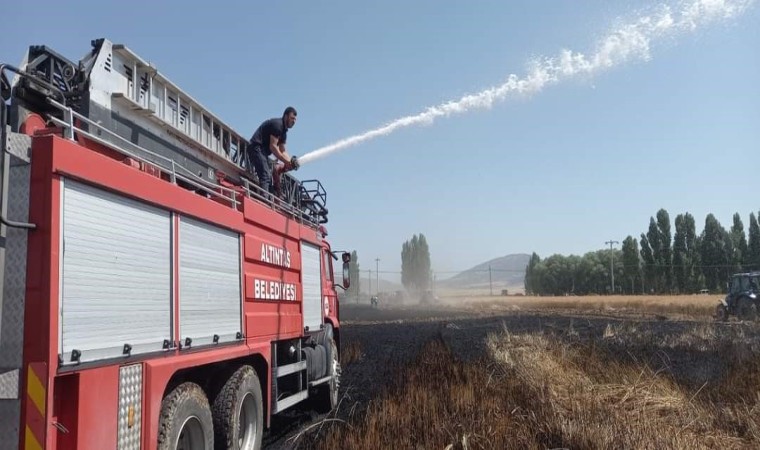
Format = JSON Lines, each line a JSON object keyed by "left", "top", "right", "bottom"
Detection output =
{"left": 300, "top": 321, "right": 760, "bottom": 449}
{"left": 340, "top": 339, "right": 363, "bottom": 367}
{"left": 464, "top": 294, "right": 721, "bottom": 319}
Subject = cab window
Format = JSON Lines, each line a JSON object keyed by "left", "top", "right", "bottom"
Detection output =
{"left": 731, "top": 277, "right": 741, "bottom": 294}
{"left": 322, "top": 250, "right": 334, "bottom": 282}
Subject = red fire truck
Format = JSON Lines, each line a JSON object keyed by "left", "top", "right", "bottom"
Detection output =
{"left": 0, "top": 38, "right": 349, "bottom": 450}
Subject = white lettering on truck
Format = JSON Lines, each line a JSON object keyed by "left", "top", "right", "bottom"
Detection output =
{"left": 260, "top": 243, "right": 291, "bottom": 268}
{"left": 253, "top": 278, "right": 297, "bottom": 301}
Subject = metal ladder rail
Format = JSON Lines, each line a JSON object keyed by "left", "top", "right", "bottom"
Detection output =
{"left": 47, "top": 98, "right": 322, "bottom": 229}
{"left": 0, "top": 61, "right": 232, "bottom": 208}
{"left": 238, "top": 177, "right": 321, "bottom": 229}
{"left": 45, "top": 98, "right": 241, "bottom": 209}
{"left": 109, "top": 43, "right": 248, "bottom": 167}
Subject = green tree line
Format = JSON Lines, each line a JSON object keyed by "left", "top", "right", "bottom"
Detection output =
{"left": 525, "top": 209, "right": 760, "bottom": 296}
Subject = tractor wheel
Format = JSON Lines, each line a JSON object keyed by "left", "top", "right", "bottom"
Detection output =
{"left": 716, "top": 304, "right": 729, "bottom": 322}
{"left": 211, "top": 365, "right": 263, "bottom": 450}
{"left": 737, "top": 297, "right": 758, "bottom": 322}
{"left": 157, "top": 382, "right": 214, "bottom": 450}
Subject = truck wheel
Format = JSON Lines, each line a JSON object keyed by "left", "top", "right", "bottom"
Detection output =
{"left": 738, "top": 297, "right": 758, "bottom": 321}
{"left": 211, "top": 365, "right": 263, "bottom": 450}
{"left": 716, "top": 304, "right": 728, "bottom": 321}
{"left": 715, "top": 303, "right": 728, "bottom": 322}
{"left": 314, "top": 337, "right": 341, "bottom": 413}
{"left": 157, "top": 382, "right": 214, "bottom": 450}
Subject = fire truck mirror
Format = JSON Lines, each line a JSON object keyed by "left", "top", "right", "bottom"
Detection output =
{"left": 341, "top": 252, "right": 351, "bottom": 263}
{"left": 342, "top": 261, "right": 350, "bottom": 289}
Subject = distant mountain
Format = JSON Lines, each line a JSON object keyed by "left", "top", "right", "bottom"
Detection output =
{"left": 438, "top": 254, "right": 531, "bottom": 289}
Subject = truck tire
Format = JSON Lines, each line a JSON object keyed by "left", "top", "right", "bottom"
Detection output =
{"left": 157, "top": 382, "right": 214, "bottom": 450}
{"left": 738, "top": 297, "right": 757, "bottom": 321}
{"left": 314, "top": 337, "right": 340, "bottom": 413}
{"left": 211, "top": 365, "right": 263, "bottom": 450}
{"left": 716, "top": 303, "right": 728, "bottom": 321}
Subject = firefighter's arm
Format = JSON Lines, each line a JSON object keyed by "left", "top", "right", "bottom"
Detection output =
{"left": 268, "top": 134, "right": 291, "bottom": 164}
{"left": 269, "top": 135, "right": 300, "bottom": 169}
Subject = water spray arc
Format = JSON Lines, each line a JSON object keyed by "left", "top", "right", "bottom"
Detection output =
{"left": 297, "top": 0, "right": 754, "bottom": 166}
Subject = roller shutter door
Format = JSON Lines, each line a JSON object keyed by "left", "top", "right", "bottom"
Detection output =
{"left": 301, "top": 242, "right": 322, "bottom": 331}
{"left": 178, "top": 217, "right": 241, "bottom": 347}
{"left": 60, "top": 180, "right": 172, "bottom": 365}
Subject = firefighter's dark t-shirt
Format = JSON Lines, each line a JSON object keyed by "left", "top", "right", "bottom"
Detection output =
{"left": 250, "top": 118, "right": 287, "bottom": 156}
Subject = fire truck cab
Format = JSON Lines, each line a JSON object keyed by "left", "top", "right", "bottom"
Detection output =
{"left": 0, "top": 38, "right": 349, "bottom": 450}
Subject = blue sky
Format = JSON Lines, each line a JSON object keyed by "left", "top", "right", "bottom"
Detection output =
{"left": 1, "top": 0, "right": 758, "bottom": 280}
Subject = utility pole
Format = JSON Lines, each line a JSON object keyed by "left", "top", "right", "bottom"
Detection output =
{"left": 605, "top": 240, "right": 619, "bottom": 294}
{"left": 367, "top": 269, "right": 371, "bottom": 297}
{"left": 489, "top": 264, "right": 493, "bottom": 296}
{"left": 375, "top": 258, "right": 380, "bottom": 296}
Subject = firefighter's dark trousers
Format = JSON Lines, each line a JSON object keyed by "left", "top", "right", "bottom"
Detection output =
{"left": 249, "top": 146, "right": 273, "bottom": 194}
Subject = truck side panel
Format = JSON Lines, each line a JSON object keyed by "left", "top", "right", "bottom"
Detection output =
{"left": 242, "top": 197, "right": 308, "bottom": 339}
{"left": 20, "top": 135, "right": 59, "bottom": 450}
{"left": 0, "top": 150, "right": 31, "bottom": 449}
{"left": 53, "top": 366, "right": 121, "bottom": 449}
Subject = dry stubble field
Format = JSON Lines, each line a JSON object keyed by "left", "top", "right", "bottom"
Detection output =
{"left": 269, "top": 294, "right": 760, "bottom": 450}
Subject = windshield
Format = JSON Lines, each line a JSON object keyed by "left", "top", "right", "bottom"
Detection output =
{"left": 731, "top": 277, "right": 742, "bottom": 294}
{"left": 322, "top": 249, "right": 334, "bottom": 283}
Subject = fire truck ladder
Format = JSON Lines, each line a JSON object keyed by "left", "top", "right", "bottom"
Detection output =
{"left": 6, "top": 40, "right": 330, "bottom": 226}
{"left": 106, "top": 42, "right": 249, "bottom": 178}
{"left": 12, "top": 38, "right": 247, "bottom": 185}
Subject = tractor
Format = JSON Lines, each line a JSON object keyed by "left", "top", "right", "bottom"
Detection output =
{"left": 716, "top": 272, "right": 760, "bottom": 321}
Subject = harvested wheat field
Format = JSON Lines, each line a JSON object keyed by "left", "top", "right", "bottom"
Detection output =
{"left": 265, "top": 295, "right": 760, "bottom": 449}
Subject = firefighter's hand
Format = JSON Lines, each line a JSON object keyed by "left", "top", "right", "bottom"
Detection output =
{"left": 290, "top": 156, "right": 300, "bottom": 170}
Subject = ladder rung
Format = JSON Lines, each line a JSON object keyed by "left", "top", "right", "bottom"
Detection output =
{"left": 112, "top": 93, "right": 152, "bottom": 115}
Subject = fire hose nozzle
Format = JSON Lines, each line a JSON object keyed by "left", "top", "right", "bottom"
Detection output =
{"left": 277, "top": 156, "right": 300, "bottom": 174}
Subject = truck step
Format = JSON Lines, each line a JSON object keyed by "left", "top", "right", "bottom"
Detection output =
{"left": 273, "top": 391, "right": 308, "bottom": 414}
{"left": 308, "top": 375, "right": 332, "bottom": 387}
{"left": 274, "top": 360, "right": 307, "bottom": 378}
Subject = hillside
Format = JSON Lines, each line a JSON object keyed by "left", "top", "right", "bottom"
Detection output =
{"left": 358, "top": 278, "right": 403, "bottom": 295}
{"left": 438, "top": 254, "right": 530, "bottom": 290}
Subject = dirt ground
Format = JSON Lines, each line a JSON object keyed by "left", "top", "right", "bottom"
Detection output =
{"left": 264, "top": 295, "right": 759, "bottom": 449}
